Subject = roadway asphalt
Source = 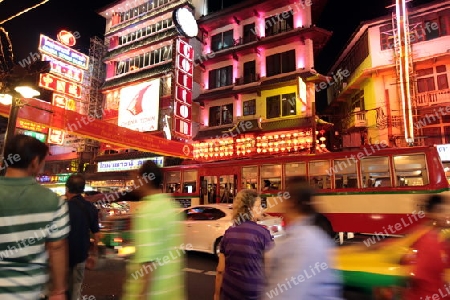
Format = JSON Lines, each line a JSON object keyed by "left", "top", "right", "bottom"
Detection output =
{"left": 81, "top": 251, "right": 217, "bottom": 300}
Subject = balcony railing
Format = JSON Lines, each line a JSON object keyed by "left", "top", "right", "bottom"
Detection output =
{"left": 235, "top": 73, "right": 260, "bottom": 85}
{"left": 415, "top": 89, "right": 450, "bottom": 106}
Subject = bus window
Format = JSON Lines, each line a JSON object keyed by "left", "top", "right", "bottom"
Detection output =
{"left": 333, "top": 159, "right": 358, "bottom": 189}
{"left": 284, "top": 162, "right": 306, "bottom": 186}
{"left": 165, "top": 171, "right": 181, "bottom": 193}
{"left": 183, "top": 170, "right": 197, "bottom": 193}
{"left": 242, "top": 166, "right": 258, "bottom": 190}
{"left": 309, "top": 160, "right": 331, "bottom": 189}
{"left": 361, "top": 156, "right": 391, "bottom": 188}
{"left": 220, "top": 175, "right": 235, "bottom": 203}
{"left": 393, "top": 154, "right": 429, "bottom": 186}
{"left": 443, "top": 162, "right": 450, "bottom": 184}
{"left": 201, "top": 176, "right": 217, "bottom": 204}
{"left": 261, "top": 164, "right": 282, "bottom": 191}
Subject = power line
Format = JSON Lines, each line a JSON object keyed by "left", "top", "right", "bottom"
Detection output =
{"left": 0, "top": 0, "right": 51, "bottom": 25}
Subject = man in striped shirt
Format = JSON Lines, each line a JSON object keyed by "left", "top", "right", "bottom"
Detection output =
{"left": 0, "top": 135, "right": 70, "bottom": 300}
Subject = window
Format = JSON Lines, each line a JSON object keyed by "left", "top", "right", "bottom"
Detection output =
{"left": 209, "top": 104, "right": 233, "bottom": 126}
{"left": 422, "top": 127, "right": 442, "bottom": 145}
{"left": 242, "top": 166, "right": 258, "bottom": 189}
{"left": 361, "top": 156, "right": 391, "bottom": 188}
{"left": 309, "top": 160, "right": 331, "bottom": 189}
{"left": 219, "top": 175, "right": 235, "bottom": 203}
{"left": 394, "top": 154, "right": 428, "bottom": 187}
{"left": 211, "top": 30, "right": 234, "bottom": 51}
{"left": 115, "top": 45, "right": 172, "bottom": 76}
{"left": 445, "top": 126, "right": 450, "bottom": 144}
{"left": 284, "top": 162, "right": 306, "bottom": 187}
{"left": 332, "top": 159, "right": 358, "bottom": 189}
{"left": 425, "top": 20, "right": 440, "bottom": 40}
{"left": 266, "top": 50, "right": 295, "bottom": 77}
{"left": 417, "top": 68, "right": 435, "bottom": 93}
{"left": 165, "top": 171, "right": 181, "bottom": 193}
{"left": 243, "top": 60, "right": 256, "bottom": 84}
{"left": 265, "top": 10, "right": 293, "bottom": 36}
{"left": 209, "top": 66, "right": 233, "bottom": 89}
{"left": 183, "top": 170, "right": 197, "bottom": 193}
{"left": 437, "top": 65, "right": 449, "bottom": 90}
{"left": 116, "top": 0, "right": 174, "bottom": 25}
{"left": 261, "top": 164, "right": 281, "bottom": 191}
{"left": 243, "top": 99, "right": 256, "bottom": 116}
{"left": 266, "top": 93, "right": 297, "bottom": 119}
{"left": 243, "top": 23, "right": 257, "bottom": 43}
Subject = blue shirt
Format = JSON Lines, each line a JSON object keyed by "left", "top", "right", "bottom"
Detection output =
{"left": 220, "top": 220, "right": 273, "bottom": 300}
{"left": 264, "top": 217, "right": 343, "bottom": 300}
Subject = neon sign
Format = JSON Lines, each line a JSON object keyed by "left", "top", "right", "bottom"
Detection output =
{"left": 97, "top": 157, "right": 164, "bottom": 172}
{"left": 57, "top": 30, "right": 77, "bottom": 47}
{"left": 38, "top": 34, "right": 89, "bottom": 69}
{"left": 39, "top": 73, "right": 82, "bottom": 98}
{"left": 41, "top": 54, "right": 83, "bottom": 83}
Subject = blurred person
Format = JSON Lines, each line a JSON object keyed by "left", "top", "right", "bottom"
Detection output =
{"left": 121, "top": 161, "right": 185, "bottom": 300}
{"left": 0, "top": 135, "right": 70, "bottom": 300}
{"left": 403, "top": 195, "right": 450, "bottom": 300}
{"left": 214, "top": 189, "right": 274, "bottom": 300}
{"left": 264, "top": 177, "right": 343, "bottom": 300}
{"left": 65, "top": 174, "right": 100, "bottom": 300}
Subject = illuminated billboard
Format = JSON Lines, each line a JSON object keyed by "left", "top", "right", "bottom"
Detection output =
{"left": 52, "top": 94, "right": 76, "bottom": 111}
{"left": 97, "top": 157, "right": 164, "bottom": 172}
{"left": 118, "top": 79, "right": 160, "bottom": 132}
{"left": 41, "top": 54, "right": 83, "bottom": 83}
{"left": 39, "top": 73, "right": 82, "bottom": 98}
{"left": 47, "top": 128, "right": 65, "bottom": 145}
{"left": 38, "top": 34, "right": 89, "bottom": 69}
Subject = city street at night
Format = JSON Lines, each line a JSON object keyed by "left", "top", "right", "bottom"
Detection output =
{"left": 82, "top": 252, "right": 217, "bottom": 300}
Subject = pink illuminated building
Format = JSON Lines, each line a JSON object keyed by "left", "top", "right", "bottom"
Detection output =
{"left": 190, "top": 0, "right": 332, "bottom": 159}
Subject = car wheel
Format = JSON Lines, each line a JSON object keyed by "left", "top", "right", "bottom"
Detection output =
{"left": 214, "top": 237, "right": 222, "bottom": 258}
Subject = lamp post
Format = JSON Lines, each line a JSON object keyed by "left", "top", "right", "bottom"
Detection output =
{"left": 0, "top": 86, "right": 40, "bottom": 175}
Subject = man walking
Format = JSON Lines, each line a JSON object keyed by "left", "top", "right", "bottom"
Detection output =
{"left": 65, "top": 174, "right": 100, "bottom": 300}
{"left": 0, "top": 134, "right": 70, "bottom": 300}
{"left": 121, "top": 160, "right": 186, "bottom": 300}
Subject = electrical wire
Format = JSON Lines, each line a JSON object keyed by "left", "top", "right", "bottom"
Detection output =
{"left": 0, "top": 0, "right": 51, "bottom": 25}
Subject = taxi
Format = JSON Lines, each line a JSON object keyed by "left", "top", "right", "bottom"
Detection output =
{"left": 334, "top": 223, "right": 450, "bottom": 299}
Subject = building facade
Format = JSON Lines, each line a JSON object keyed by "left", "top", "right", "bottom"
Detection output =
{"left": 326, "top": 0, "right": 450, "bottom": 150}
{"left": 191, "top": 0, "right": 331, "bottom": 161}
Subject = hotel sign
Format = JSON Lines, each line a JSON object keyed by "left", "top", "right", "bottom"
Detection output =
{"left": 42, "top": 54, "right": 83, "bottom": 83}
{"left": 97, "top": 157, "right": 164, "bottom": 172}
{"left": 173, "top": 39, "right": 193, "bottom": 138}
{"left": 39, "top": 73, "right": 82, "bottom": 98}
{"left": 39, "top": 34, "right": 89, "bottom": 69}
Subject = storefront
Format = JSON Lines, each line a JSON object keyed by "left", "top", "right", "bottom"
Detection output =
{"left": 436, "top": 144, "right": 450, "bottom": 183}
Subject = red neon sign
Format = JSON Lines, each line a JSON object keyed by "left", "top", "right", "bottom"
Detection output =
{"left": 57, "top": 30, "right": 76, "bottom": 47}
{"left": 39, "top": 73, "right": 82, "bottom": 98}
{"left": 42, "top": 54, "right": 83, "bottom": 83}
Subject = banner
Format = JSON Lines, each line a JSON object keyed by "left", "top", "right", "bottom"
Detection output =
{"left": 0, "top": 99, "right": 193, "bottom": 158}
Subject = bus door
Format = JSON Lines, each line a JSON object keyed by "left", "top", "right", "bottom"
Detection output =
{"left": 219, "top": 175, "right": 237, "bottom": 204}
{"left": 200, "top": 176, "right": 218, "bottom": 204}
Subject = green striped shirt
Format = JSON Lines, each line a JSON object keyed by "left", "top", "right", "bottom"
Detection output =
{"left": 0, "top": 177, "right": 70, "bottom": 300}
{"left": 122, "top": 193, "right": 186, "bottom": 300}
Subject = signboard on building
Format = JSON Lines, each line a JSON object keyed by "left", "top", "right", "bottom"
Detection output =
{"left": 16, "top": 129, "right": 47, "bottom": 143}
{"left": 47, "top": 128, "right": 65, "bottom": 145}
{"left": 42, "top": 54, "right": 83, "bottom": 83}
{"left": 39, "top": 34, "right": 89, "bottom": 69}
{"left": 52, "top": 94, "right": 76, "bottom": 111}
{"left": 437, "top": 144, "right": 450, "bottom": 161}
{"left": 173, "top": 38, "right": 193, "bottom": 138}
{"left": 97, "top": 157, "right": 164, "bottom": 172}
{"left": 118, "top": 79, "right": 160, "bottom": 132}
{"left": 36, "top": 173, "right": 71, "bottom": 184}
{"left": 39, "top": 73, "right": 82, "bottom": 98}
{"left": 16, "top": 120, "right": 47, "bottom": 133}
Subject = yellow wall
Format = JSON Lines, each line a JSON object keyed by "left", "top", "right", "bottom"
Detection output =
{"left": 259, "top": 85, "right": 306, "bottom": 120}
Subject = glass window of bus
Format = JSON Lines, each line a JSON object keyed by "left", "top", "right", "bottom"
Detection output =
{"left": 220, "top": 175, "right": 235, "bottom": 203}
{"left": 165, "top": 171, "right": 181, "bottom": 193}
{"left": 333, "top": 159, "right": 358, "bottom": 189}
{"left": 361, "top": 157, "right": 391, "bottom": 188}
{"left": 242, "top": 166, "right": 258, "bottom": 190}
{"left": 261, "top": 164, "right": 282, "bottom": 191}
{"left": 183, "top": 170, "right": 197, "bottom": 193}
{"left": 443, "top": 162, "right": 450, "bottom": 184}
{"left": 309, "top": 160, "right": 331, "bottom": 189}
{"left": 284, "top": 162, "right": 306, "bottom": 185}
{"left": 393, "top": 154, "right": 429, "bottom": 186}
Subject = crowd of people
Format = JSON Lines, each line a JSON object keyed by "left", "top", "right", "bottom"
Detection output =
{"left": 0, "top": 134, "right": 450, "bottom": 300}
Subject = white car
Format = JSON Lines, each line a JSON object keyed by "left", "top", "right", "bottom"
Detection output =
{"left": 181, "top": 204, "right": 285, "bottom": 256}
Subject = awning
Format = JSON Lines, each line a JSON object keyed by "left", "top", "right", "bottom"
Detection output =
{"left": 46, "top": 152, "right": 79, "bottom": 162}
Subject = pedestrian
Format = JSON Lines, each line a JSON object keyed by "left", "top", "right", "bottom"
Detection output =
{"left": 403, "top": 194, "right": 450, "bottom": 300}
{"left": 0, "top": 134, "right": 70, "bottom": 300}
{"left": 65, "top": 174, "right": 101, "bottom": 300}
{"left": 264, "top": 176, "right": 343, "bottom": 300}
{"left": 121, "top": 160, "right": 186, "bottom": 300}
{"left": 214, "top": 189, "right": 274, "bottom": 300}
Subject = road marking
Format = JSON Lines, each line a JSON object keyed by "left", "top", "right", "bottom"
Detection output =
{"left": 183, "top": 268, "right": 216, "bottom": 276}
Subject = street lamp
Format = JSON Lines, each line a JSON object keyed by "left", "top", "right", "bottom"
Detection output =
{"left": 0, "top": 85, "right": 40, "bottom": 175}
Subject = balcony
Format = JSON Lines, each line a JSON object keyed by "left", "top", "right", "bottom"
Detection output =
{"left": 235, "top": 73, "right": 260, "bottom": 85}
{"left": 345, "top": 111, "right": 368, "bottom": 129}
{"left": 415, "top": 89, "right": 450, "bottom": 106}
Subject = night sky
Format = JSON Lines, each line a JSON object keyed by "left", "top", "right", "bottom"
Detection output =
{"left": 0, "top": 0, "right": 439, "bottom": 111}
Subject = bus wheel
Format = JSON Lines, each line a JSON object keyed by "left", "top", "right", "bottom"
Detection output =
{"left": 313, "top": 214, "right": 336, "bottom": 240}
{"left": 214, "top": 237, "right": 222, "bottom": 258}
